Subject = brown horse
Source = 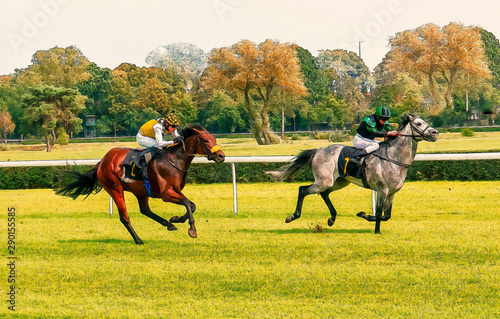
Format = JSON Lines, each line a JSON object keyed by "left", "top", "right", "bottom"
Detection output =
{"left": 56, "top": 125, "right": 225, "bottom": 244}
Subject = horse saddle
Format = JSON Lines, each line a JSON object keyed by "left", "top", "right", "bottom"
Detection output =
{"left": 123, "top": 147, "right": 161, "bottom": 181}
{"left": 337, "top": 146, "right": 370, "bottom": 188}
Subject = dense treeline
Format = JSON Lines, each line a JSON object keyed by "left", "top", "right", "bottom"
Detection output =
{"left": 1, "top": 159, "right": 499, "bottom": 189}
{"left": 1, "top": 22, "right": 499, "bottom": 151}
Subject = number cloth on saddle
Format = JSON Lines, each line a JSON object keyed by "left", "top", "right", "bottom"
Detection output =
{"left": 337, "top": 146, "right": 370, "bottom": 188}
{"left": 123, "top": 147, "right": 161, "bottom": 181}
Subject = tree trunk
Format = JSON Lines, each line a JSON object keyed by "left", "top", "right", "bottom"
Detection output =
{"left": 443, "top": 70, "right": 456, "bottom": 109}
{"left": 45, "top": 136, "right": 52, "bottom": 152}
{"left": 281, "top": 106, "right": 285, "bottom": 139}
{"left": 427, "top": 72, "right": 441, "bottom": 112}
{"left": 260, "top": 106, "right": 272, "bottom": 145}
{"left": 244, "top": 90, "right": 264, "bottom": 145}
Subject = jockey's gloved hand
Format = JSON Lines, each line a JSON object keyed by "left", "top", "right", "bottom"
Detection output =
{"left": 173, "top": 136, "right": 183, "bottom": 144}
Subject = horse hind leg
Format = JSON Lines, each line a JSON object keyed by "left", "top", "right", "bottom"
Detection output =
{"left": 136, "top": 195, "right": 177, "bottom": 231}
{"left": 105, "top": 187, "right": 144, "bottom": 245}
{"left": 322, "top": 178, "right": 350, "bottom": 226}
{"left": 320, "top": 189, "right": 337, "bottom": 226}
{"left": 287, "top": 184, "right": 326, "bottom": 223}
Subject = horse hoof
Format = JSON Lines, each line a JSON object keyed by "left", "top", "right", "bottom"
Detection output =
{"left": 356, "top": 212, "right": 367, "bottom": 218}
{"left": 285, "top": 216, "right": 293, "bottom": 223}
{"left": 170, "top": 216, "right": 180, "bottom": 223}
{"left": 135, "top": 239, "right": 144, "bottom": 245}
{"left": 188, "top": 229, "right": 197, "bottom": 238}
{"left": 167, "top": 224, "right": 177, "bottom": 231}
{"left": 327, "top": 218, "right": 335, "bottom": 226}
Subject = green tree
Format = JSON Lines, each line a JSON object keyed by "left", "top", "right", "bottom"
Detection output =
{"left": 107, "top": 69, "right": 137, "bottom": 136}
{"left": 22, "top": 86, "right": 86, "bottom": 151}
{"left": 481, "top": 29, "right": 500, "bottom": 88}
{"left": 0, "top": 78, "right": 26, "bottom": 138}
{"left": 76, "top": 63, "right": 112, "bottom": 119}
{"left": 199, "top": 90, "right": 246, "bottom": 133}
{"left": 317, "top": 49, "right": 371, "bottom": 121}
{"left": 295, "top": 46, "right": 330, "bottom": 104}
{"left": 14, "top": 46, "right": 91, "bottom": 87}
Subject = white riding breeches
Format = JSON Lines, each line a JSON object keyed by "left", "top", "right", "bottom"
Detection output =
{"left": 136, "top": 132, "right": 174, "bottom": 149}
{"left": 353, "top": 134, "right": 380, "bottom": 154}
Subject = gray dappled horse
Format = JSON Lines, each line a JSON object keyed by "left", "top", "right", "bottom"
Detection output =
{"left": 268, "top": 115, "right": 439, "bottom": 234}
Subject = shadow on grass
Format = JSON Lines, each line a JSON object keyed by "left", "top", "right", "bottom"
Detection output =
{"left": 59, "top": 238, "right": 132, "bottom": 244}
{"left": 237, "top": 228, "right": 372, "bottom": 234}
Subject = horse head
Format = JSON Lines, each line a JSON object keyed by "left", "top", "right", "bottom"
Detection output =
{"left": 180, "top": 125, "right": 225, "bottom": 163}
{"left": 399, "top": 114, "right": 439, "bottom": 142}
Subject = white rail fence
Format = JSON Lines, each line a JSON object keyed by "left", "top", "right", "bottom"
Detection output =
{"left": 2, "top": 153, "right": 499, "bottom": 215}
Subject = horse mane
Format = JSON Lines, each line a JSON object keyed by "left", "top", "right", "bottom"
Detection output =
{"left": 381, "top": 114, "right": 417, "bottom": 146}
{"left": 179, "top": 125, "right": 206, "bottom": 138}
{"left": 397, "top": 114, "right": 416, "bottom": 131}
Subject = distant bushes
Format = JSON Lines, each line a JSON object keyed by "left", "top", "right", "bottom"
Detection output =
{"left": 461, "top": 128, "right": 475, "bottom": 137}
{"left": 1, "top": 159, "right": 499, "bottom": 190}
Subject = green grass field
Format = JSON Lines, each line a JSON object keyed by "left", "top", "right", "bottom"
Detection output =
{"left": 1, "top": 181, "right": 499, "bottom": 318}
{"left": 1, "top": 131, "right": 499, "bottom": 161}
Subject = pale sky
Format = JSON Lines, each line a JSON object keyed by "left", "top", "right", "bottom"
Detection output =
{"left": 1, "top": 0, "right": 499, "bottom": 75}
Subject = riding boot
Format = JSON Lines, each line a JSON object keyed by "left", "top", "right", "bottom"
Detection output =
{"left": 350, "top": 150, "right": 368, "bottom": 166}
{"left": 350, "top": 156, "right": 362, "bottom": 166}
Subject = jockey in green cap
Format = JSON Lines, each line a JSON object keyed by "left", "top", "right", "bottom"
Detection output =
{"left": 351, "top": 106, "right": 398, "bottom": 165}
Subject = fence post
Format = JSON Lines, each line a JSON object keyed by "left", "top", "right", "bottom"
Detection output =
{"left": 109, "top": 196, "right": 113, "bottom": 215}
{"left": 372, "top": 190, "right": 376, "bottom": 216}
{"left": 232, "top": 163, "right": 238, "bottom": 214}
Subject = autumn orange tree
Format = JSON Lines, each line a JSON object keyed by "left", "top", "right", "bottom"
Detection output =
{"left": 386, "top": 22, "right": 491, "bottom": 112}
{"left": 201, "top": 39, "right": 307, "bottom": 144}
{"left": 0, "top": 108, "right": 15, "bottom": 143}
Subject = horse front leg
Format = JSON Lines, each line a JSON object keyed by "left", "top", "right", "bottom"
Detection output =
{"left": 162, "top": 189, "right": 197, "bottom": 238}
{"left": 381, "top": 194, "right": 394, "bottom": 222}
{"left": 374, "top": 189, "right": 391, "bottom": 234}
{"left": 170, "top": 201, "right": 196, "bottom": 224}
{"left": 136, "top": 195, "right": 177, "bottom": 231}
{"left": 356, "top": 189, "right": 389, "bottom": 234}
{"left": 178, "top": 197, "right": 197, "bottom": 238}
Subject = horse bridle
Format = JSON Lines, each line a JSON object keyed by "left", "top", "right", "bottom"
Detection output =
{"left": 166, "top": 130, "right": 221, "bottom": 172}
{"left": 396, "top": 117, "right": 432, "bottom": 141}
{"left": 180, "top": 130, "right": 221, "bottom": 159}
{"left": 375, "top": 117, "right": 432, "bottom": 168}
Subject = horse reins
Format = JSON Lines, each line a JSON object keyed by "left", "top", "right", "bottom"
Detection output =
{"left": 167, "top": 130, "right": 221, "bottom": 173}
{"left": 377, "top": 118, "right": 430, "bottom": 168}
{"left": 395, "top": 118, "right": 432, "bottom": 140}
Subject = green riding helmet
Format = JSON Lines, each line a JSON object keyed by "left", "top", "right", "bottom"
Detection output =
{"left": 375, "top": 106, "right": 391, "bottom": 121}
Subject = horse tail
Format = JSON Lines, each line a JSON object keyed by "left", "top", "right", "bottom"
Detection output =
{"left": 55, "top": 163, "right": 102, "bottom": 200}
{"left": 266, "top": 149, "right": 318, "bottom": 182}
